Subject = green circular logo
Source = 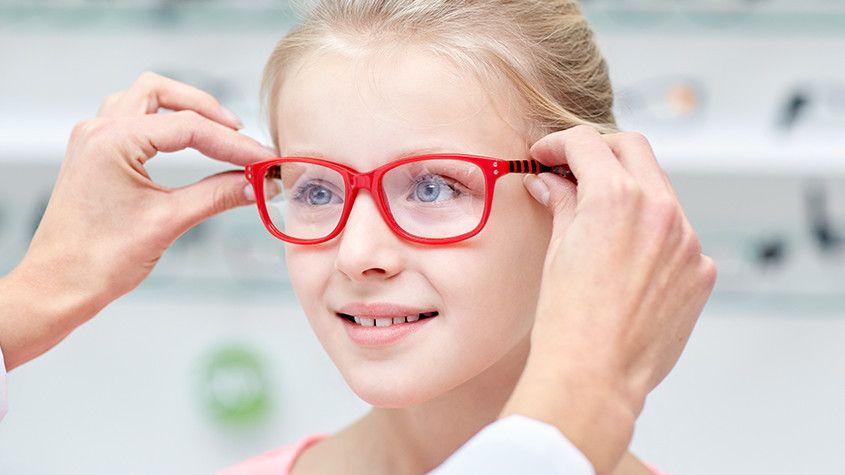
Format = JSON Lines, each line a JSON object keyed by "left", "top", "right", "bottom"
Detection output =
{"left": 198, "top": 344, "right": 273, "bottom": 427}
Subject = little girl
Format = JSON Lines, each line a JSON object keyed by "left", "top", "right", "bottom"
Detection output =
{"left": 223, "top": 1, "right": 664, "bottom": 473}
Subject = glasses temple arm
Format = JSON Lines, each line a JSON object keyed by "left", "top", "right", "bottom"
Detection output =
{"left": 507, "top": 160, "right": 577, "bottom": 184}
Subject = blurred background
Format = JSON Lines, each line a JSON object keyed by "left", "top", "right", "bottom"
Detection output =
{"left": 0, "top": 1, "right": 843, "bottom": 473}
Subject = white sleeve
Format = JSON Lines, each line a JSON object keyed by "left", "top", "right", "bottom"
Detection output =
{"left": 0, "top": 343, "right": 7, "bottom": 421}
{"left": 428, "top": 414, "right": 595, "bottom": 475}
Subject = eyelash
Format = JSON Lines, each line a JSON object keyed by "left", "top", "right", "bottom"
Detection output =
{"left": 409, "top": 175, "right": 462, "bottom": 199}
{"left": 293, "top": 181, "right": 342, "bottom": 204}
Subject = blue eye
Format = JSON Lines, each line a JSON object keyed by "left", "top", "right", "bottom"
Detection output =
{"left": 412, "top": 175, "right": 458, "bottom": 203}
{"left": 294, "top": 182, "right": 342, "bottom": 206}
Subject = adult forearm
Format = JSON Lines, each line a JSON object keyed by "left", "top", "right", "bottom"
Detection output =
{"left": 499, "top": 349, "right": 640, "bottom": 475}
{"left": 0, "top": 256, "right": 105, "bottom": 371}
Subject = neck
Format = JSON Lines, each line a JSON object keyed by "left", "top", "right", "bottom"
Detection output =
{"left": 364, "top": 335, "right": 531, "bottom": 474}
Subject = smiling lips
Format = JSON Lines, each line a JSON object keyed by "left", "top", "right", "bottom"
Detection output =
{"left": 336, "top": 302, "right": 440, "bottom": 328}
{"left": 338, "top": 308, "right": 440, "bottom": 347}
{"left": 338, "top": 311, "right": 439, "bottom": 327}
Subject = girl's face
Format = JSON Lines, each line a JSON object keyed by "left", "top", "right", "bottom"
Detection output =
{"left": 276, "top": 44, "right": 553, "bottom": 407}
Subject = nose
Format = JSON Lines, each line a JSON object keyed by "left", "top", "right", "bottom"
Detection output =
{"left": 333, "top": 190, "right": 405, "bottom": 281}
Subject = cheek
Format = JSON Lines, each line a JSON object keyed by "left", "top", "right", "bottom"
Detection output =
{"left": 285, "top": 246, "right": 350, "bottom": 371}
{"left": 480, "top": 180, "right": 553, "bottom": 296}
{"left": 436, "top": 232, "right": 548, "bottom": 346}
{"left": 426, "top": 196, "right": 551, "bottom": 356}
{"left": 285, "top": 246, "right": 331, "bottom": 319}
{"left": 464, "top": 185, "right": 552, "bottom": 330}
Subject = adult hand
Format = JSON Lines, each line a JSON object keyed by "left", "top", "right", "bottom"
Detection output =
{"left": 0, "top": 72, "right": 275, "bottom": 371}
{"left": 501, "top": 125, "right": 717, "bottom": 474}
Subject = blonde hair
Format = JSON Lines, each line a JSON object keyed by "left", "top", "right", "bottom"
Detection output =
{"left": 260, "top": 0, "right": 618, "bottom": 150}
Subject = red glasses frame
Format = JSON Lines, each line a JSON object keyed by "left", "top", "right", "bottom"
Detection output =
{"left": 244, "top": 153, "right": 577, "bottom": 245}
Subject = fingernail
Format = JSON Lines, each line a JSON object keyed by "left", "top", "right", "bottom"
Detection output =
{"left": 524, "top": 174, "right": 550, "bottom": 207}
{"left": 243, "top": 184, "right": 256, "bottom": 202}
{"left": 218, "top": 105, "right": 243, "bottom": 129}
{"left": 262, "top": 144, "right": 278, "bottom": 156}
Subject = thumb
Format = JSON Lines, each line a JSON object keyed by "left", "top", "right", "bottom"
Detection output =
{"left": 523, "top": 173, "right": 577, "bottom": 225}
{"left": 171, "top": 169, "right": 253, "bottom": 230}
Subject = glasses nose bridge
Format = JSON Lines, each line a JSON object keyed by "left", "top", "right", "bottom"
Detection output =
{"left": 350, "top": 170, "right": 375, "bottom": 191}
{"left": 341, "top": 173, "right": 397, "bottom": 242}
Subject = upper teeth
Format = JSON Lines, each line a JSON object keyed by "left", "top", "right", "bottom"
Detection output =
{"left": 351, "top": 312, "right": 435, "bottom": 327}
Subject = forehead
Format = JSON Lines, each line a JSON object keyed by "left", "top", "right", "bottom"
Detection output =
{"left": 275, "top": 43, "right": 528, "bottom": 169}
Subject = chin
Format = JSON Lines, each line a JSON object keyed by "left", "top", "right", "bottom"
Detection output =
{"left": 341, "top": 367, "right": 451, "bottom": 408}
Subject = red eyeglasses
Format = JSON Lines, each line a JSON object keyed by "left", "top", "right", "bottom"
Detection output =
{"left": 244, "top": 153, "right": 576, "bottom": 245}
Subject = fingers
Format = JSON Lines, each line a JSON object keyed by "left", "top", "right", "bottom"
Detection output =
{"left": 602, "top": 132, "right": 676, "bottom": 201}
{"left": 126, "top": 110, "right": 275, "bottom": 167}
{"left": 529, "top": 125, "right": 630, "bottom": 203}
{"left": 171, "top": 170, "right": 253, "bottom": 230}
{"left": 96, "top": 91, "right": 126, "bottom": 116}
{"left": 523, "top": 173, "right": 577, "bottom": 223}
{"left": 599, "top": 131, "right": 696, "bottom": 259}
{"left": 528, "top": 126, "right": 681, "bottom": 207}
{"left": 97, "top": 71, "right": 242, "bottom": 130}
{"left": 525, "top": 126, "right": 697, "bottom": 261}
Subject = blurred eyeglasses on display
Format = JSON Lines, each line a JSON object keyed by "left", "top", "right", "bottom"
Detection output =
{"left": 617, "top": 76, "right": 707, "bottom": 128}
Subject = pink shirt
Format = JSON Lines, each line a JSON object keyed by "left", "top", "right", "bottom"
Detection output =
{"left": 217, "top": 432, "right": 669, "bottom": 475}
{"left": 217, "top": 433, "right": 331, "bottom": 475}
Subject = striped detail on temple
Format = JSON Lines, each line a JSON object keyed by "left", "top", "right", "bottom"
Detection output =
{"left": 505, "top": 160, "right": 576, "bottom": 183}
{"left": 508, "top": 160, "right": 537, "bottom": 174}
